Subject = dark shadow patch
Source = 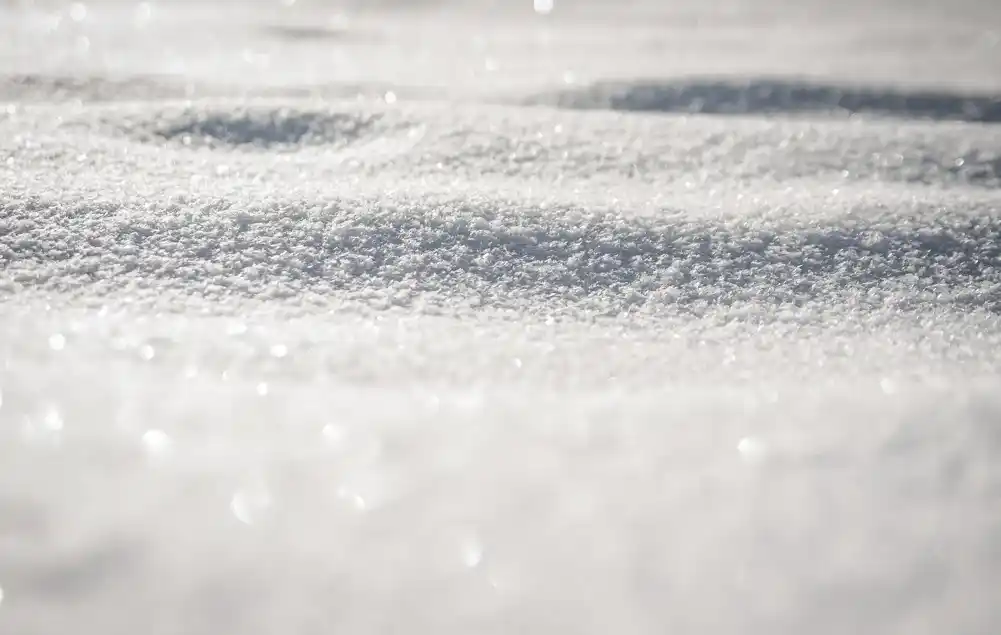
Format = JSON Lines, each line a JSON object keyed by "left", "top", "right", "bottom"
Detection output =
{"left": 0, "top": 73, "right": 194, "bottom": 102}
{"left": 262, "top": 24, "right": 364, "bottom": 42}
{"left": 1, "top": 538, "right": 146, "bottom": 599}
{"left": 0, "top": 73, "right": 434, "bottom": 104}
{"left": 151, "top": 108, "right": 380, "bottom": 149}
{"left": 0, "top": 498, "right": 50, "bottom": 537}
{"left": 530, "top": 77, "right": 1001, "bottom": 124}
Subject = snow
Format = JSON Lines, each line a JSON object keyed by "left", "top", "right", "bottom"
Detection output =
{"left": 1, "top": 0, "right": 1001, "bottom": 633}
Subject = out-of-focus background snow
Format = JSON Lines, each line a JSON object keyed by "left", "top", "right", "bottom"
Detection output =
{"left": 1, "top": 1, "right": 1001, "bottom": 633}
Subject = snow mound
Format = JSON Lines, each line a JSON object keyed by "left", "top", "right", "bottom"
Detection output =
{"left": 3, "top": 192, "right": 999, "bottom": 314}
{"left": 2, "top": 97, "right": 1000, "bottom": 314}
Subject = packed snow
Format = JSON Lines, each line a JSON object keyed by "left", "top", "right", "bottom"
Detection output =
{"left": 1, "top": 0, "right": 1000, "bottom": 633}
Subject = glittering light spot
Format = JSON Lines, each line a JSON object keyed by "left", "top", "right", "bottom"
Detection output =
{"left": 384, "top": 91, "right": 397, "bottom": 104}
{"left": 322, "top": 423, "right": 345, "bottom": 447}
{"left": 23, "top": 407, "right": 65, "bottom": 447}
{"left": 231, "top": 486, "right": 273, "bottom": 525}
{"left": 880, "top": 377, "right": 897, "bottom": 394}
{"left": 142, "top": 429, "right": 173, "bottom": 460}
{"left": 0, "top": 584, "right": 4, "bottom": 606}
{"left": 226, "top": 322, "right": 248, "bottom": 336}
{"left": 135, "top": 2, "right": 152, "bottom": 25}
{"left": 269, "top": 343, "right": 288, "bottom": 358}
{"left": 737, "top": 436, "right": 767, "bottom": 463}
{"left": 183, "top": 365, "right": 199, "bottom": 379}
{"left": 512, "top": 358, "right": 523, "bottom": 369}
{"left": 337, "top": 486, "right": 367, "bottom": 511}
{"left": 138, "top": 344, "right": 155, "bottom": 361}
{"left": 48, "top": 333, "right": 66, "bottom": 351}
{"left": 534, "top": 0, "right": 554, "bottom": 14}
{"left": 256, "top": 382, "right": 269, "bottom": 396}
{"left": 722, "top": 348, "right": 737, "bottom": 366}
{"left": 69, "top": 2, "right": 87, "bottom": 22}
{"left": 460, "top": 535, "right": 484, "bottom": 568}
{"left": 43, "top": 407, "right": 64, "bottom": 432}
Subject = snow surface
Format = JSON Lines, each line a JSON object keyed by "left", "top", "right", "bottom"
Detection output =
{"left": 1, "top": 0, "right": 1001, "bottom": 633}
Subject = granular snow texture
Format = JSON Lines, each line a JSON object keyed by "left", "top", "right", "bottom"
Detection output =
{"left": 1, "top": 1, "right": 1000, "bottom": 634}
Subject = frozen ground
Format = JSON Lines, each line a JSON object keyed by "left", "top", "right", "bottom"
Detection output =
{"left": 1, "top": 0, "right": 1001, "bottom": 633}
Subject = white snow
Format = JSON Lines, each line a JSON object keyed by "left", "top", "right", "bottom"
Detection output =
{"left": 1, "top": 0, "right": 1000, "bottom": 633}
